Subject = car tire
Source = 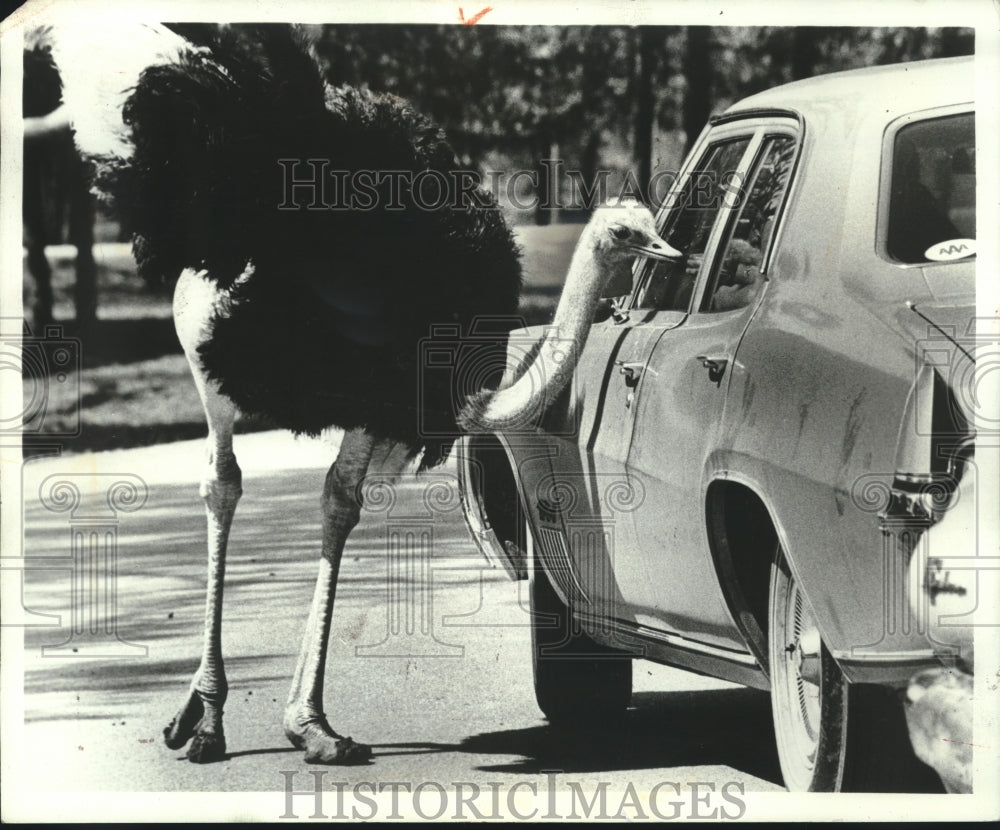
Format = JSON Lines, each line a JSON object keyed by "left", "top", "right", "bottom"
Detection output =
{"left": 768, "top": 545, "right": 943, "bottom": 792}
{"left": 527, "top": 525, "right": 632, "bottom": 725}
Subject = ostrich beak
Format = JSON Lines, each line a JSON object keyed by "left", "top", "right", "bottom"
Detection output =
{"left": 630, "top": 235, "right": 682, "bottom": 261}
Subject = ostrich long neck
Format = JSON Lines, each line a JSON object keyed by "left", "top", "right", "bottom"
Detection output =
{"left": 459, "top": 227, "right": 607, "bottom": 432}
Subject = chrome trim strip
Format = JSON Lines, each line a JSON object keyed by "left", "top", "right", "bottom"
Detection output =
{"left": 537, "top": 526, "right": 591, "bottom": 603}
{"left": 578, "top": 612, "right": 760, "bottom": 667}
{"left": 831, "top": 649, "right": 940, "bottom": 663}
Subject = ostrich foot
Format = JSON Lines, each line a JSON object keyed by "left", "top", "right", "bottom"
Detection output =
{"left": 163, "top": 690, "right": 203, "bottom": 749}
{"left": 185, "top": 728, "right": 227, "bottom": 764}
{"left": 164, "top": 690, "right": 228, "bottom": 763}
{"left": 284, "top": 714, "right": 372, "bottom": 765}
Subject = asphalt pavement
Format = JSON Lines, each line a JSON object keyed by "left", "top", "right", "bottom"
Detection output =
{"left": 9, "top": 428, "right": 784, "bottom": 818}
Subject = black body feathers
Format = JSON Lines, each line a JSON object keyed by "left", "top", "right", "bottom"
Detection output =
{"left": 112, "top": 24, "right": 522, "bottom": 466}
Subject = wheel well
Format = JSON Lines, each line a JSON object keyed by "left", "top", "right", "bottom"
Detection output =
{"left": 706, "top": 481, "right": 778, "bottom": 676}
{"left": 467, "top": 434, "right": 522, "bottom": 553}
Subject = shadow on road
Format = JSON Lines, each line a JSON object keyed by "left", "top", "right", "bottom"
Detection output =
{"left": 25, "top": 315, "right": 183, "bottom": 369}
{"left": 369, "top": 687, "right": 782, "bottom": 786}
{"left": 22, "top": 452, "right": 786, "bottom": 789}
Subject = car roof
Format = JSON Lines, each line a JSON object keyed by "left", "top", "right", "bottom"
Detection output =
{"left": 725, "top": 56, "right": 974, "bottom": 120}
{"left": 717, "top": 54, "right": 976, "bottom": 315}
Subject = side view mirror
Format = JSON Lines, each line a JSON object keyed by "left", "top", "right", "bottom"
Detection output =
{"left": 592, "top": 297, "right": 629, "bottom": 324}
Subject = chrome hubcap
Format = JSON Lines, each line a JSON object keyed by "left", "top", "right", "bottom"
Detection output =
{"left": 786, "top": 589, "right": 822, "bottom": 745}
{"left": 791, "top": 625, "right": 822, "bottom": 687}
{"left": 772, "top": 565, "right": 824, "bottom": 791}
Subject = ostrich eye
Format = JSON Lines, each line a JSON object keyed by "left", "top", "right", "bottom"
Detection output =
{"left": 612, "top": 226, "right": 631, "bottom": 240}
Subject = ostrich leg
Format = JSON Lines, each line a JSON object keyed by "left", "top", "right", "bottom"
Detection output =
{"left": 165, "top": 269, "right": 242, "bottom": 762}
{"left": 283, "top": 427, "right": 384, "bottom": 764}
{"left": 67, "top": 156, "right": 98, "bottom": 327}
{"left": 163, "top": 376, "right": 240, "bottom": 762}
{"left": 23, "top": 182, "right": 54, "bottom": 330}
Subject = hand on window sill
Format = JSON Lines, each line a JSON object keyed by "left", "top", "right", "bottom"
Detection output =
{"left": 713, "top": 241, "right": 763, "bottom": 310}
{"left": 684, "top": 253, "right": 704, "bottom": 278}
{"left": 723, "top": 239, "right": 761, "bottom": 277}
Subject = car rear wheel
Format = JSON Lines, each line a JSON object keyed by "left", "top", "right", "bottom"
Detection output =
{"left": 768, "top": 545, "right": 942, "bottom": 792}
{"left": 527, "top": 521, "right": 632, "bottom": 725}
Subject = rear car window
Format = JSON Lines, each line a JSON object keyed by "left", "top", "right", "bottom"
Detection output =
{"left": 886, "top": 112, "right": 975, "bottom": 264}
{"left": 703, "top": 135, "right": 796, "bottom": 312}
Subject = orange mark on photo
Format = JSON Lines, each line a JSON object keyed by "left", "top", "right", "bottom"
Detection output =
{"left": 459, "top": 6, "right": 493, "bottom": 26}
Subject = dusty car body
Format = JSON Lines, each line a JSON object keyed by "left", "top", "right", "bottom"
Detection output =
{"left": 458, "top": 56, "right": 979, "bottom": 792}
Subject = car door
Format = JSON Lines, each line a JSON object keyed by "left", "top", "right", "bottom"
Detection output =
{"left": 540, "top": 318, "right": 680, "bottom": 626}
{"left": 622, "top": 124, "right": 799, "bottom": 649}
{"left": 544, "top": 123, "right": 768, "bottom": 624}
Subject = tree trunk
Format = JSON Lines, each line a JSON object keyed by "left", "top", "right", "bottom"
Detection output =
{"left": 534, "top": 135, "right": 559, "bottom": 226}
{"left": 579, "top": 131, "right": 601, "bottom": 211}
{"left": 937, "top": 27, "right": 973, "bottom": 58}
{"left": 791, "top": 27, "right": 822, "bottom": 80}
{"left": 682, "top": 26, "right": 712, "bottom": 154}
{"left": 633, "top": 27, "right": 660, "bottom": 202}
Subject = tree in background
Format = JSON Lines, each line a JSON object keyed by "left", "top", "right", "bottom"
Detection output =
{"left": 681, "top": 27, "right": 712, "bottom": 153}
{"left": 311, "top": 25, "right": 973, "bottom": 224}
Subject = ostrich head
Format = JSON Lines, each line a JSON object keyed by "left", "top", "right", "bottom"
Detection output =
{"left": 585, "top": 198, "right": 681, "bottom": 262}
{"left": 457, "top": 199, "right": 682, "bottom": 434}
{"left": 578, "top": 199, "right": 682, "bottom": 297}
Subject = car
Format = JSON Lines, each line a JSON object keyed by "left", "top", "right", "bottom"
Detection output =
{"left": 457, "top": 56, "right": 978, "bottom": 792}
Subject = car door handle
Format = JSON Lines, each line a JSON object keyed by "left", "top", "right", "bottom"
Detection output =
{"left": 696, "top": 355, "right": 728, "bottom": 383}
{"left": 615, "top": 360, "right": 656, "bottom": 388}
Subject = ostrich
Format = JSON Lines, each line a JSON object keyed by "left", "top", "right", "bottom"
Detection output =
{"left": 45, "top": 22, "right": 680, "bottom": 764}
{"left": 23, "top": 29, "right": 97, "bottom": 330}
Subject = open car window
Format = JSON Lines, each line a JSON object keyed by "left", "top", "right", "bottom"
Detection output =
{"left": 885, "top": 112, "right": 975, "bottom": 264}
{"left": 633, "top": 137, "right": 752, "bottom": 311}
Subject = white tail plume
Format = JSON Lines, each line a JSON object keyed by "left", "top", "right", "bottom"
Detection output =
{"left": 42, "top": 22, "right": 191, "bottom": 159}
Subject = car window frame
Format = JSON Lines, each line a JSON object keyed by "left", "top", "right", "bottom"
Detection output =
{"left": 695, "top": 124, "right": 801, "bottom": 315}
{"left": 876, "top": 102, "right": 975, "bottom": 269}
{"left": 625, "top": 124, "right": 758, "bottom": 318}
{"left": 629, "top": 114, "right": 801, "bottom": 317}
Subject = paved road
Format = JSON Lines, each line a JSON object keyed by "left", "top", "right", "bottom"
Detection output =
{"left": 9, "top": 429, "right": 783, "bottom": 818}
